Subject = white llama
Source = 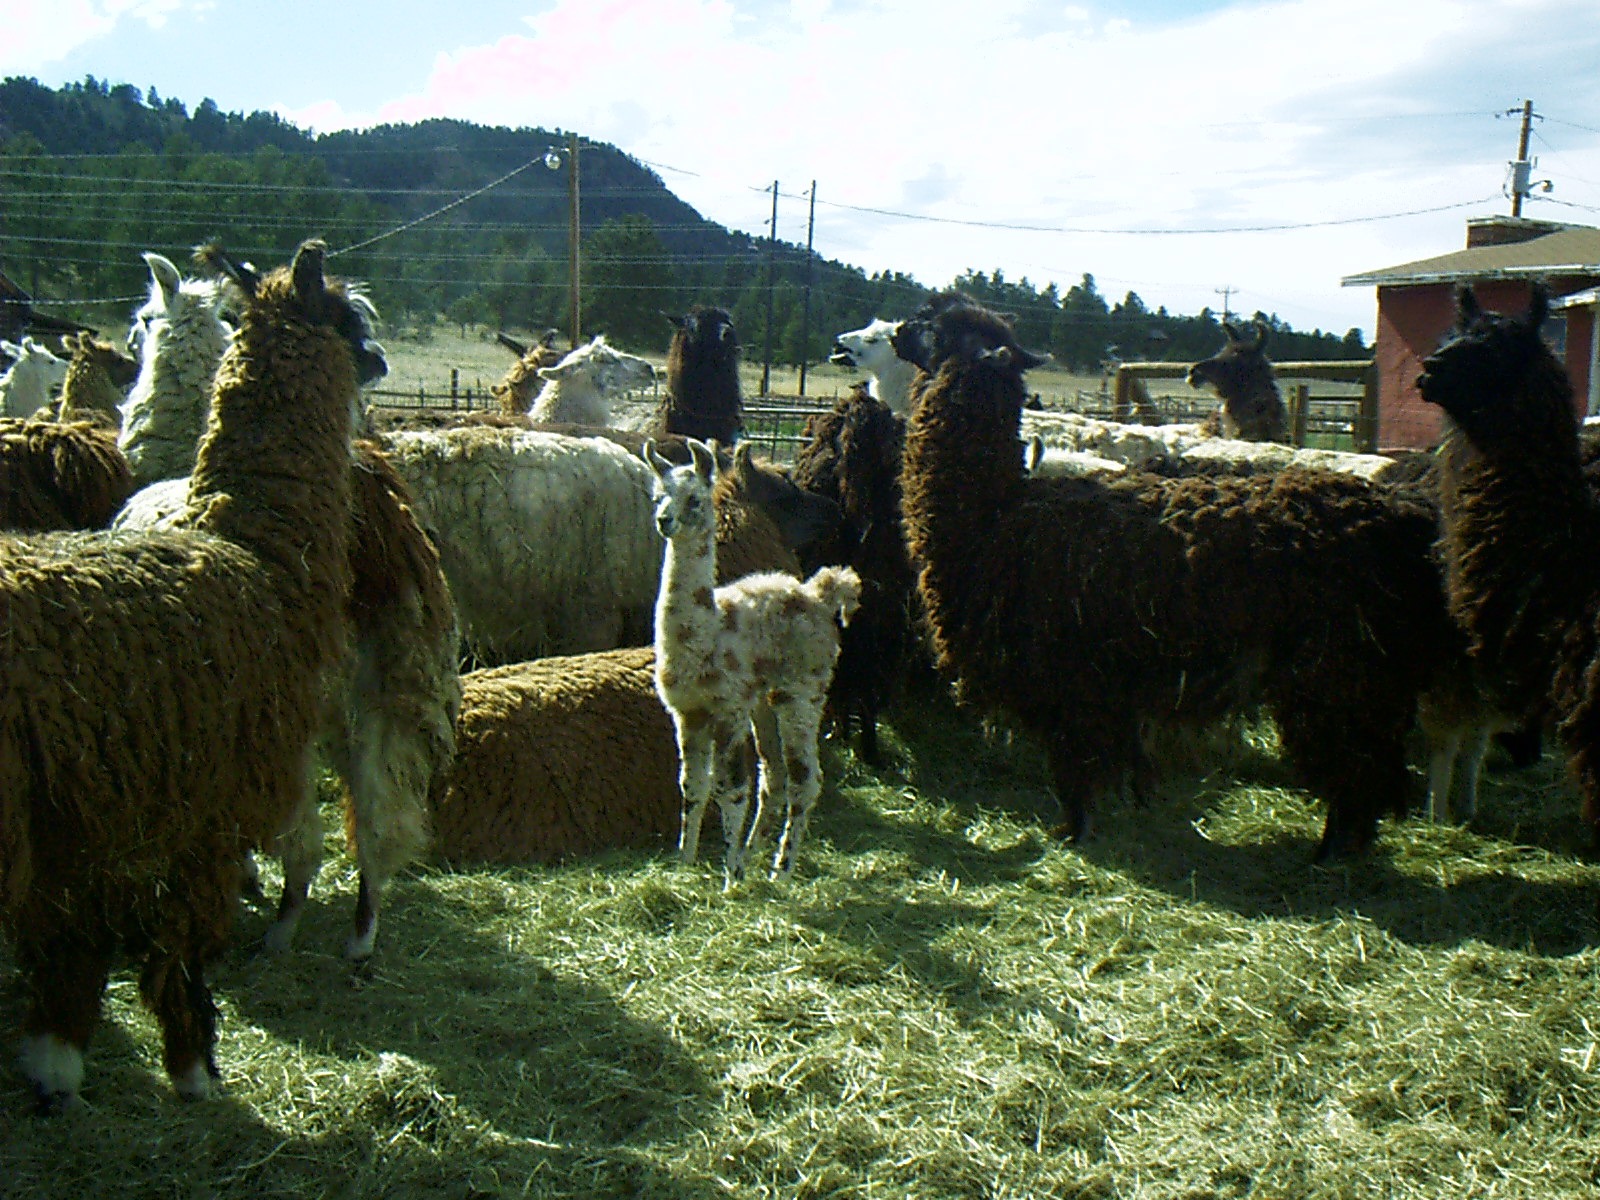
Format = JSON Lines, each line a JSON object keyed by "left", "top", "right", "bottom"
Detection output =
{"left": 119, "top": 251, "right": 233, "bottom": 487}
{"left": 644, "top": 437, "right": 860, "bottom": 883}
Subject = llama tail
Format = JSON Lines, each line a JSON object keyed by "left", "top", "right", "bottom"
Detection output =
{"left": 805, "top": 565, "right": 863, "bottom": 626}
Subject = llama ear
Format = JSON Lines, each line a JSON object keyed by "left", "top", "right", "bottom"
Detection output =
{"left": 731, "top": 440, "right": 756, "bottom": 481}
{"left": 642, "top": 438, "right": 675, "bottom": 478}
{"left": 195, "top": 241, "right": 261, "bottom": 298}
{"left": 144, "top": 252, "right": 182, "bottom": 304}
{"left": 1455, "top": 286, "right": 1481, "bottom": 327}
{"left": 1527, "top": 282, "right": 1550, "bottom": 332}
{"left": 1018, "top": 345, "right": 1052, "bottom": 371}
{"left": 290, "top": 240, "right": 330, "bottom": 303}
{"left": 1250, "top": 320, "right": 1269, "bottom": 351}
{"left": 688, "top": 437, "right": 717, "bottom": 481}
{"left": 665, "top": 312, "right": 687, "bottom": 330}
{"left": 496, "top": 331, "right": 529, "bottom": 357}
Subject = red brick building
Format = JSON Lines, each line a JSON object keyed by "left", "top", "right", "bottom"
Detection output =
{"left": 1341, "top": 217, "right": 1600, "bottom": 449}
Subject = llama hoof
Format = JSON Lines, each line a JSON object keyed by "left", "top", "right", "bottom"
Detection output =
{"left": 344, "top": 925, "right": 378, "bottom": 963}
{"left": 171, "top": 1059, "right": 217, "bottom": 1102}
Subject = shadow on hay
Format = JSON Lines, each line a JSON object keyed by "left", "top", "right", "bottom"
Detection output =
{"left": 3, "top": 881, "right": 716, "bottom": 1199}
{"left": 877, "top": 689, "right": 1598, "bottom": 957}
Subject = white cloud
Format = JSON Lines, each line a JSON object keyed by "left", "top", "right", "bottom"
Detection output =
{"left": 0, "top": 0, "right": 206, "bottom": 75}
{"left": 259, "top": 0, "right": 1600, "bottom": 334}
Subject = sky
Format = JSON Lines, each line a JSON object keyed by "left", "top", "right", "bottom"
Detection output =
{"left": 7, "top": 0, "right": 1600, "bottom": 341}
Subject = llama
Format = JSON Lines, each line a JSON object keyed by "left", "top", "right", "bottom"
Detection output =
{"left": 830, "top": 317, "right": 918, "bottom": 415}
{"left": 427, "top": 646, "right": 684, "bottom": 864}
{"left": 491, "top": 328, "right": 564, "bottom": 415}
{"left": 1420, "top": 284, "right": 1600, "bottom": 843}
{"left": 0, "top": 336, "right": 69, "bottom": 418}
{"left": 1187, "top": 319, "right": 1289, "bottom": 442}
{"left": 790, "top": 382, "right": 918, "bottom": 764}
{"left": 653, "top": 305, "right": 744, "bottom": 444}
{"left": 0, "top": 416, "right": 136, "bottom": 531}
{"left": 645, "top": 437, "right": 860, "bottom": 882}
{"left": 119, "top": 251, "right": 233, "bottom": 487}
{"left": 897, "top": 294, "right": 1452, "bottom": 859}
{"left": 0, "top": 239, "right": 380, "bottom": 1108}
{"left": 376, "top": 424, "right": 838, "bottom": 664}
{"left": 528, "top": 334, "right": 657, "bottom": 425}
{"left": 49, "top": 331, "right": 140, "bottom": 426}
{"left": 113, "top": 249, "right": 459, "bottom": 962}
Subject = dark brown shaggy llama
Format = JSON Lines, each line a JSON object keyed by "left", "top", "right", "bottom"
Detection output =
{"left": 1421, "top": 284, "right": 1600, "bottom": 840}
{"left": 791, "top": 381, "right": 916, "bottom": 764}
{"left": 428, "top": 646, "right": 682, "bottom": 863}
{"left": 898, "top": 294, "right": 1451, "bottom": 859}
{"left": 0, "top": 240, "right": 380, "bottom": 1108}
{"left": 653, "top": 305, "right": 743, "bottom": 444}
{"left": 1188, "top": 319, "right": 1289, "bottom": 442}
{"left": 0, "top": 416, "right": 135, "bottom": 530}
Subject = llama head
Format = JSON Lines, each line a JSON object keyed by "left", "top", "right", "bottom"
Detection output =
{"left": 0, "top": 336, "right": 69, "bottom": 389}
{"left": 536, "top": 334, "right": 656, "bottom": 393}
{"left": 829, "top": 318, "right": 903, "bottom": 375}
{"left": 644, "top": 435, "right": 718, "bottom": 539}
{"left": 721, "top": 441, "right": 842, "bottom": 555}
{"left": 199, "top": 239, "right": 388, "bottom": 387}
{"left": 127, "top": 251, "right": 227, "bottom": 358}
{"left": 1418, "top": 284, "right": 1571, "bottom": 450}
{"left": 65, "top": 331, "right": 140, "bottom": 390}
{"left": 892, "top": 292, "right": 1050, "bottom": 377}
{"left": 668, "top": 306, "right": 739, "bottom": 355}
{"left": 1186, "top": 318, "right": 1272, "bottom": 395}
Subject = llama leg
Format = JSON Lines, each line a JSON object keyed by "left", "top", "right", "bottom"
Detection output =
{"left": 140, "top": 949, "right": 222, "bottom": 1101}
{"left": 770, "top": 701, "right": 826, "bottom": 880}
{"left": 1424, "top": 729, "right": 1464, "bottom": 823}
{"left": 1044, "top": 726, "right": 1115, "bottom": 843}
{"left": 343, "top": 710, "right": 435, "bottom": 961}
{"left": 745, "top": 702, "right": 787, "bottom": 862}
{"left": 711, "top": 727, "right": 756, "bottom": 886}
{"left": 262, "top": 772, "right": 324, "bottom": 954}
{"left": 1276, "top": 691, "right": 1413, "bottom": 861}
{"left": 674, "top": 719, "right": 716, "bottom": 865}
{"left": 1456, "top": 724, "right": 1494, "bottom": 822}
{"left": 17, "top": 935, "right": 112, "bottom": 1112}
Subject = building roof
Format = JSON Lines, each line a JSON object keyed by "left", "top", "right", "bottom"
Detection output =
{"left": 1342, "top": 223, "right": 1600, "bottom": 288}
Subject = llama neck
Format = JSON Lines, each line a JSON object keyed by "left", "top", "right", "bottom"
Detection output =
{"left": 870, "top": 357, "right": 918, "bottom": 416}
{"left": 902, "top": 365, "right": 1027, "bottom": 546}
{"left": 187, "top": 315, "right": 355, "bottom": 596}
{"left": 1440, "top": 429, "right": 1600, "bottom": 707}
{"left": 656, "top": 522, "right": 719, "bottom": 656}
{"left": 1223, "top": 378, "right": 1288, "bottom": 441}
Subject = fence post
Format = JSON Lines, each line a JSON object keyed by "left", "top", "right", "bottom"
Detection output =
{"left": 1359, "top": 361, "right": 1380, "bottom": 453}
{"left": 450, "top": 368, "right": 460, "bottom": 410}
{"left": 1288, "top": 382, "right": 1310, "bottom": 446}
{"left": 1113, "top": 367, "right": 1133, "bottom": 420}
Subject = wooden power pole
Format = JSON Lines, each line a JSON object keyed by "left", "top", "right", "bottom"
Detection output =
{"left": 760, "top": 180, "right": 778, "bottom": 398}
{"left": 798, "top": 181, "right": 817, "bottom": 397}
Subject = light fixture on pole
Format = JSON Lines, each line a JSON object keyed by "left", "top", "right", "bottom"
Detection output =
{"left": 544, "top": 136, "right": 582, "bottom": 349}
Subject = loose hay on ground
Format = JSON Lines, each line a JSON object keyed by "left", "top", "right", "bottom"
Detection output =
{"left": 3, "top": 693, "right": 1600, "bottom": 1198}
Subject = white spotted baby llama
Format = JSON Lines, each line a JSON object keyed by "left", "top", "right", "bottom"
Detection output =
{"left": 644, "top": 437, "right": 859, "bottom": 883}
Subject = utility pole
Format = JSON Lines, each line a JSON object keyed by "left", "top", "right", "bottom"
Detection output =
{"left": 1214, "top": 285, "right": 1235, "bottom": 323}
{"left": 798, "top": 181, "right": 817, "bottom": 397}
{"left": 1507, "top": 99, "right": 1541, "bottom": 217}
{"left": 567, "top": 132, "right": 581, "bottom": 349}
{"left": 760, "top": 180, "right": 778, "bottom": 398}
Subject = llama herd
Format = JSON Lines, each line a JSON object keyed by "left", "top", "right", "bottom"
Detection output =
{"left": 0, "top": 238, "right": 1592, "bottom": 1113}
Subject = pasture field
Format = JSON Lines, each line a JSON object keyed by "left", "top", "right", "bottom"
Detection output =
{"left": 372, "top": 326, "right": 1109, "bottom": 414}
{"left": 3, "top": 686, "right": 1598, "bottom": 1199}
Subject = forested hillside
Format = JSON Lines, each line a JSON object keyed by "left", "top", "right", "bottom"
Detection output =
{"left": 0, "top": 75, "right": 1365, "bottom": 367}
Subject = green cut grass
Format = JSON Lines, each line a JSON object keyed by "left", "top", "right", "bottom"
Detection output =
{"left": 4, "top": 687, "right": 1598, "bottom": 1199}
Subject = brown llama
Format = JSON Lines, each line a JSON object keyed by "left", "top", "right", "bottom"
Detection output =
{"left": 1187, "top": 319, "right": 1289, "bottom": 442}
{"left": 653, "top": 305, "right": 744, "bottom": 444}
{"left": 645, "top": 437, "right": 859, "bottom": 883}
{"left": 898, "top": 293, "right": 1451, "bottom": 860}
{"left": 1420, "top": 283, "right": 1600, "bottom": 843}
{"left": 0, "top": 416, "right": 135, "bottom": 531}
{"left": 491, "top": 328, "right": 565, "bottom": 415}
{"left": 50, "top": 331, "right": 139, "bottom": 426}
{"left": 0, "top": 240, "right": 380, "bottom": 1108}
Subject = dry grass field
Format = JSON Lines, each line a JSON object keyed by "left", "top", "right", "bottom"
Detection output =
{"left": 2, "top": 680, "right": 1598, "bottom": 1199}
